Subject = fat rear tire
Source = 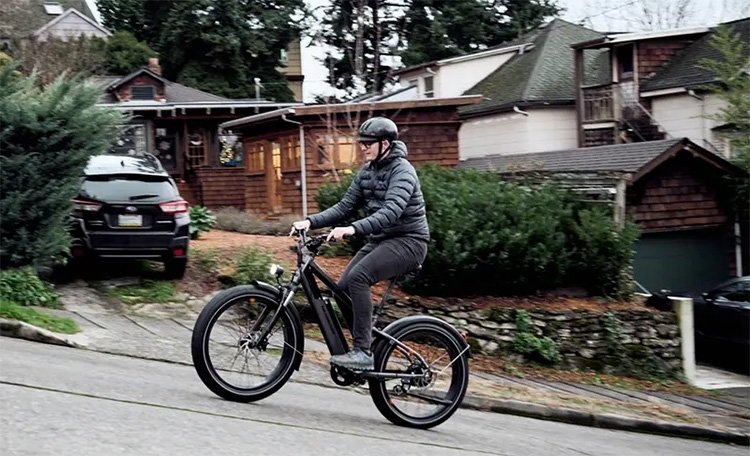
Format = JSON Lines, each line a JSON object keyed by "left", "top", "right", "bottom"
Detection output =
{"left": 369, "top": 321, "right": 469, "bottom": 429}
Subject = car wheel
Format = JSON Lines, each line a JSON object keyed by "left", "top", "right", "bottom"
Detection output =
{"left": 164, "top": 258, "right": 187, "bottom": 279}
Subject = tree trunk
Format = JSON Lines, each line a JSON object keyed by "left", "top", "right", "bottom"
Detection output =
{"left": 372, "top": 0, "right": 381, "bottom": 92}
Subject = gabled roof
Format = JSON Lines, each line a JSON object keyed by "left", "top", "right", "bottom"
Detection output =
{"left": 458, "top": 19, "right": 605, "bottom": 118}
{"left": 1, "top": 0, "right": 98, "bottom": 39}
{"left": 641, "top": 17, "right": 750, "bottom": 93}
{"left": 32, "top": 7, "right": 111, "bottom": 38}
{"left": 94, "top": 68, "right": 228, "bottom": 103}
{"left": 458, "top": 138, "right": 745, "bottom": 181}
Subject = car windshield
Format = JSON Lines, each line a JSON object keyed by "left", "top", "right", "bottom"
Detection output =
{"left": 80, "top": 175, "right": 177, "bottom": 202}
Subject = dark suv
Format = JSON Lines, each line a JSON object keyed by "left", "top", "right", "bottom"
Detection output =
{"left": 70, "top": 154, "right": 190, "bottom": 278}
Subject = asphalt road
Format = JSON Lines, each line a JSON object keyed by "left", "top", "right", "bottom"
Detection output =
{"left": 0, "top": 338, "right": 741, "bottom": 456}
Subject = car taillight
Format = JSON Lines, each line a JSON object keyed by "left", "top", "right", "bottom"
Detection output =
{"left": 72, "top": 199, "right": 102, "bottom": 212}
{"left": 160, "top": 200, "right": 189, "bottom": 214}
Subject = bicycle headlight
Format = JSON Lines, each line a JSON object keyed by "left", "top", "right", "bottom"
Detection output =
{"left": 269, "top": 264, "right": 284, "bottom": 278}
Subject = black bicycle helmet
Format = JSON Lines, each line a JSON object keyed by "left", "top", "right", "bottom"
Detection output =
{"left": 358, "top": 117, "right": 398, "bottom": 142}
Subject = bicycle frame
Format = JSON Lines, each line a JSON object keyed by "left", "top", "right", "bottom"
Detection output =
{"left": 255, "top": 231, "right": 434, "bottom": 380}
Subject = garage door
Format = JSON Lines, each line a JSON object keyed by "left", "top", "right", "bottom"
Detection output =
{"left": 634, "top": 228, "right": 731, "bottom": 294}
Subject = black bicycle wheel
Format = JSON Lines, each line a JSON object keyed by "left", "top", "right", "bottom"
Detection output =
{"left": 191, "top": 286, "right": 301, "bottom": 402}
{"left": 369, "top": 322, "right": 469, "bottom": 428}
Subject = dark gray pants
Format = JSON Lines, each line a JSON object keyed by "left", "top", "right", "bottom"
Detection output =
{"left": 337, "top": 237, "right": 428, "bottom": 351}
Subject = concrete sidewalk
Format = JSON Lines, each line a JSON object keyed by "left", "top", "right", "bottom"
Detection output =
{"left": 2, "top": 281, "right": 749, "bottom": 445}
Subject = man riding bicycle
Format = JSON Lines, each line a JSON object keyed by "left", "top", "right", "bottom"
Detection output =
{"left": 292, "top": 116, "right": 429, "bottom": 371}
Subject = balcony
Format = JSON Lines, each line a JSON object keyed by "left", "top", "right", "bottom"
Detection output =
{"left": 582, "top": 84, "right": 617, "bottom": 123}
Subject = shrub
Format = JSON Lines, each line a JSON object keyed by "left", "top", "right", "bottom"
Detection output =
{"left": 0, "top": 267, "right": 60, "bottom": 308}
{"left": 0, "top": 66, "right": 122, "bottom": 268}
{"left": 189, "top": 206, "right": 216, "bottom": 240}
{"left": 231, "top": 247, "right": 276, "bottom": 285}
{"left": 513, "top": 310, "right": 561, "bottom": 365}
{"left": 213, "top": 207, "right": 296, "bottom": 236}
{"left": 567, "top": 208, "right": 640, "bottom": 299}
{"left": 314, "top": 164, "right": 638, "bottom": 298}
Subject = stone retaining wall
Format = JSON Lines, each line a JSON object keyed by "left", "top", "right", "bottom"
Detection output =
{"left": 380, "top": 298, "right": 683, "bottom": 378}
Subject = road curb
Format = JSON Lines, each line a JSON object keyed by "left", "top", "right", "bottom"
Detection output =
{"left": 0, "top": 318, "right": 85, "bottom": 349}
{"left": 461, "top": 395, "right": 750, "bottom": 446}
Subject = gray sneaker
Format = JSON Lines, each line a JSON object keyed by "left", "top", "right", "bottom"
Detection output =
{"left": 330, "top": 348, "right": 374, "bottom": 371}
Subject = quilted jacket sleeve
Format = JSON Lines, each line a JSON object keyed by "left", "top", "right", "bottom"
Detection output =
{"left": 307, "top": 173, "right": 363, "bottom": 229}
{"left": 351, "top": 161, "right": 416, "bottom": 236}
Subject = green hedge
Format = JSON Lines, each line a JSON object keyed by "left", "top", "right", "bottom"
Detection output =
{"left": 315, "top": 164, "right": 638, "bottom": 298}
{"left": 0, "top": 66, "right": 122, "bottom": 268}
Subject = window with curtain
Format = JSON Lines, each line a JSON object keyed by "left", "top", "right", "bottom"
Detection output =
{"left": 317, "top": 134, "right": 357, "bottom": 168}
{"left": 186, "top": 128, "right": 208, "bottom": 168}
{"left": 246, "top": 141, "right": 265, "bottom": 172}
{"left": 281, "top": 137, "right": 301, "bottom": 169}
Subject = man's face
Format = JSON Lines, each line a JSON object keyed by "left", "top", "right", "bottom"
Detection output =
{"left": 360, "top": 139, "right": 387, "bottom": 161}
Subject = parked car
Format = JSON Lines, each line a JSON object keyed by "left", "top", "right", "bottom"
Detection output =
{"left": 69, "top": 154, "right": 190, "bottom": 278}
{"left": 693, "top": 276, "right": 750, "bottom": 374}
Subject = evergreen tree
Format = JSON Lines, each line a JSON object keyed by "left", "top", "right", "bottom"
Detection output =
{"left": 98, "top": 0, "right": 305, "bottom": 101}
{"left": 698, "top": 24, "right": 750, "bottom": 170}
{"left": 698, "top": 24, "right": 750, "bottom": 273}
{"left": 400, "top": 0, "right": 560, "bottom": 66}
{"left": 316, "top": 0, "right": 560, "bottom": 99}
{"left": 104, "top": 31, "right": 157, "bottom": 75}
{"left": 0, "top": 66, "right": 123, "bottom": 268}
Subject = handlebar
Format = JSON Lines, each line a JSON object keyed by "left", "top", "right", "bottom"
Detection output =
{"left": 291, "top": 228, "right": 327, "bottom": 253}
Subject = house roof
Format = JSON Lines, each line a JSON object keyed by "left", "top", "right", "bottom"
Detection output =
{"left": 458, "top": 138, "right": 745, "bottom": 181}
{"left": 458, "top": 19, "right": 605, "bottom": 118}
{"left": 90, "top": 70, "right": 300, "bottom": 113}
{"left": 572, "top": 26, "right": 709, "bottom": 50}
{"left": 392, "top": 43, "right": 532, "bottom": 76}
{"left": 32, "top": 7, "right": 111, "bottom": 38}
{"left": 0, "top": 0, "right": 98, "bottom": 39}
{"left": 641, "top": 17, "right": 750, "bottom": 93}
{"left": 92, "top": 69, "right": 229, "bottom": 104}
{"left": 220, "top": 95, "right": 484, "bottom": 130}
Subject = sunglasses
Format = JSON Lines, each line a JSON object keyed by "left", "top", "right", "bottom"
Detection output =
{"left": 359, "top": 140, "right": 377, "bottom": 148}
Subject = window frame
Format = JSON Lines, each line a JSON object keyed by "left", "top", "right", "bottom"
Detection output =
{"left": 423, "top": 75, "right": 435, "bottom": 98}
{"left": 130, "top": 85, "right": 156, "bottom": 100}
{"left": 316, "top": 133, "right": 358, "bottom": 169}
{"left": 245, "top": 141, "right": 266, "bottom": 173}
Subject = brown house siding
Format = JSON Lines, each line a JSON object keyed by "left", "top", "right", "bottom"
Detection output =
{"left": 629, "top": 155, "right": 728, "bottom": 231}
{"left": 194, "top": 168, "right": 246, "bottom": 209}
{"left": 637, "top": 39, "right": 694, "bottom": 80}
{"left": 113, "top": 74, "right": 166, "bottom": 102}
{"left": 234, "top": 105, "right": 466, "bottom": 216}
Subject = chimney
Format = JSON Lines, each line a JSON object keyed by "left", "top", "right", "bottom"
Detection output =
{"left": 148, "top": 57, "right": 161, "bottom": 75}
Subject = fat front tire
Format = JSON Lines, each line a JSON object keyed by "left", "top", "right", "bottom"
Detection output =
{"left": 191, "top": 286, "right": 301, "bottom": 402}
{"left": 369, "top": 321, "right": 469, "bottom": 429}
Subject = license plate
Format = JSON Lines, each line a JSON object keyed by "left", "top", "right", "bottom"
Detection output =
{"left": 118, "top": 214, "right": 143, "bottom": 227}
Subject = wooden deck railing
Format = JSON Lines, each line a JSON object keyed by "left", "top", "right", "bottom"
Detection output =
{"left": 582, "top": 85, "right": 615, "bottom": 122}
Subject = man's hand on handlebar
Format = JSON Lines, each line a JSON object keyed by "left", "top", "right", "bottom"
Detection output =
{"left": 290, "top": 219, "right": 311, "bottom": 236}
{"left": 326, "top": 226, "right": 355, "bottom": 242}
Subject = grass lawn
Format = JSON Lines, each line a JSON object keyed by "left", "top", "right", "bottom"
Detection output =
{"left": 102, "top": 280, "right": 178, "bottom": 305}
{"left": 0, "top": 300, "right": 79, "bottom": 334}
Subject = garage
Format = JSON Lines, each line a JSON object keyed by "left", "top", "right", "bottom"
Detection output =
{"left": 634, "top": 228, "right": 732, "bottom": 294}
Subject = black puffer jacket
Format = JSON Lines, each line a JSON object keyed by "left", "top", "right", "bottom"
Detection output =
{"left": 307, "top": 141, "right": 429, "bottom": 242}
